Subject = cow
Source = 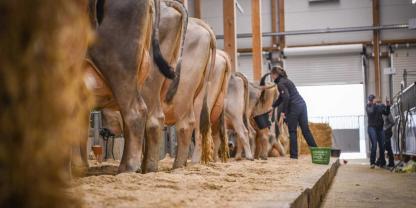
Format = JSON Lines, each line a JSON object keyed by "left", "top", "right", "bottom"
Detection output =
{"left": 93, "top": 5, "right": 216, "bottom": 172}
{"left": 159, "top": 17, "right": 217, "bottom": 169}
{"left": 223, "top": 72, "right": 254, "bottom": 161}
{"left": 0, "top": 0, "right": 93, "bottom": 206}
{"left": 267, "top": 115, "right": 290, "bottom": 157}
{"left": 192, "top": 49, "right": 232, "bottom": 163}
{"left": 82, "top": 0, "right": 179, "bottom": 173}
{"left": 225, "top": 73, "right": 280, "bottom": 160}
{"left": 140, "top": 0, "right": 188, "bottom": 173}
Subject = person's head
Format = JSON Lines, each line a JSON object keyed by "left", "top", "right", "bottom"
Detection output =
{"left": 270, "top": 66, "right": 287, "bottom": 81}
{"left": 368, "top": 94, "right": 375, "bottom": 103}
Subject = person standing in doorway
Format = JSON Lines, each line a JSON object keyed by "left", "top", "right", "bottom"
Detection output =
{"left": 270, "top": 66, "right": 318, "bottom": 159}
{"left": 366, "top": 95, "right": 390, "bottom": 168}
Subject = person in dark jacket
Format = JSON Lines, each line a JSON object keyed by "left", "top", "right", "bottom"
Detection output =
{"left": 270, "top": 66, "right": 317, "bottom": 159}
{"left": 366, "top": 94, "right": 390, "bottom": 168}
{"left": 383, "top": 111, "right": 395, "bottom": 167}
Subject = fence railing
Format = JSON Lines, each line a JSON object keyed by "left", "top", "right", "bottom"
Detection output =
{"left": 391, "top": 82, "right": 416, "bottom": 156}
{"left": 309, "top": 115, "right": 364, "bottom": 130}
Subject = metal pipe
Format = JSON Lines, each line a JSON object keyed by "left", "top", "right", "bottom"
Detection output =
{"left": 216, "top": 24, "right": 409, "bottom": 39}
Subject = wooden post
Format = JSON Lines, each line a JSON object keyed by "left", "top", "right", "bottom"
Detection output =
{"left": 373, "top": 0, "right": 381, "bottom": 97}
{"left": 252, "top": 0, "right": 263, "bottom": 81}
{"left": 194, "top": 0, "right": 201, "bottom": 19}
{"left": 278, "top": 0, "right": 285, "bottom": 49}
{"left": 271, "top": 0, "right": 278, "bottom": 47}
{"left": 223, "top": 0, "right": 237, "bottom": 72}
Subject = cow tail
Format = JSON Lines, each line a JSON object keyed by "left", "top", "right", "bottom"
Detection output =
{"left": 152, "top": 0, "right": 176, "bottom": 79}
{"left": 234, "top": 72, "right": 250, "bottom": 129}
{"left": 164, "top": 0, "right": 188, "bottom": 103}
{"left": 200, "top": 90, "right": 213, "bottom": 164}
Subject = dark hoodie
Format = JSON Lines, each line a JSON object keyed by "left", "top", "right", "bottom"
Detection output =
{"left": 272, "top": 76, "right": 305, "bottom": 114}
{"left": 366, "top": 103, "right": 390, "bottom": 129}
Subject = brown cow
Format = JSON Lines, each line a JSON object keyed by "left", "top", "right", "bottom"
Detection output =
{"left": 82, "top": 0, "right": 179, "bottom": 173}
{"left": 95, "top": 6, "right": 215, "bottom": 172}
{"left": 141, "top": 0, "right": 188, "bottom": 173}
{"left": 1, "top": 0, "right": 93, "bottom": 206}
{"left": 161, "top": 17, "right": 216, "bottom": 169}
{"left": 223, "top": 72, "right": 254, "bottom": 161}
{"left": 192, "top": 49, "right": 231, "bottom": 163}
{"left": 227, "top": 73, "right": 279, "bottom": 160}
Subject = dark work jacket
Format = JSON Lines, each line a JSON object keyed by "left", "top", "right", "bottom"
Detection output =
{"left": 272, "top": 76, "right": 305, "bottom": 114}
{"left": 366, "top": 103, "right": 390, "bottom": 129}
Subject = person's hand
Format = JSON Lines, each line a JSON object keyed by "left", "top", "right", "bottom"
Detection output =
{"left": 280, "top": 112, "right": 286, "bottom": 120}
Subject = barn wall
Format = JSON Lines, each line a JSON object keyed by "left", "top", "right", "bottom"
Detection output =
{"left": 187, "top": 0, "right": 416, "bottom": 89}
{"left": 285, "top": 0, "right": 373, "bottom": 46}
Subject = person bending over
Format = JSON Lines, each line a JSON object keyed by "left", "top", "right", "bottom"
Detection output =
{"left": 270, "top": 66, "right": 317, "bottom": 159}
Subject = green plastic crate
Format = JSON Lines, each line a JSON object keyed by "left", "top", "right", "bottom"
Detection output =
{"left": 310, "top": 147, "right": 331, "bottom": 165}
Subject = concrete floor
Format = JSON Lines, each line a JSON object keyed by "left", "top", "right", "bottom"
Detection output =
{"left": 322, "top": 162, "right": 416, "bottom": 208}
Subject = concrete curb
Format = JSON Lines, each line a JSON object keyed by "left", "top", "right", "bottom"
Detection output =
{"left": 291, "top": 159, "right": 341, "bottom": 208}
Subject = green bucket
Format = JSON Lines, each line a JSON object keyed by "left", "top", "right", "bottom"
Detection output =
{"left": 310, "top": 147, "right": 331, "bottom": 165}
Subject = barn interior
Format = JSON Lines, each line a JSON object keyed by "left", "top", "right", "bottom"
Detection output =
{"left": 1, "top": 0, "right": 416, "bottom": 208}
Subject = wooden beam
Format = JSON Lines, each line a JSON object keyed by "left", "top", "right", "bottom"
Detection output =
{"left": 223, "top": 0, "right": 237, "bottom": 72}
{"left": 271, "top": 0, "right": 278, "bottom": 47}
{"left": 278, "top": 0, "right": 285, "bottom": 49}
{"left": 252, "top": 0, "right": 263, "bottom": 81}
{"left": 373, "top": 0, "right": 381, "bottom": 97}
{"left": 194, "top": 0, "right": 201, "bottom": 19}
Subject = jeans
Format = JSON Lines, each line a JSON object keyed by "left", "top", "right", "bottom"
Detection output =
{"left": 287, "top": 103, "right": 318, "bottom": 158}
{"left": 384, "top": 129, "right": 394, "bottom": 165}
{"left": 368, "top": 126, "right": 386, "bottom": 166}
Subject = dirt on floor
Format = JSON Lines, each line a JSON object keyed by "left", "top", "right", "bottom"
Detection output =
{"left": 322, "top": 163, "right": 416, "bottom": 208}
{"left": 71, "top": 156, "right": 334, "bottom": 208}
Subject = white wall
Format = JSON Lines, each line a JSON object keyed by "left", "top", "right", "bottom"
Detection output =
{"left": 380, "top": 0, "right": 416, "bottom": 40}
{"left": 285, "top": 0, "right": 373, "bottom": 46}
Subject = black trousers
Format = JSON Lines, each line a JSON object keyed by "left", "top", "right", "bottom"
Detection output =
{"left": 287, "top": 103, "right": 317, "bottom": 158}
{"left": 384, "top": 129, "right": 394, "bottom": 165}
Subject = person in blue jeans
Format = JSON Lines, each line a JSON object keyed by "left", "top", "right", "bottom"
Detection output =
{"left": 366, "top": 94, "right": 390, "bottom": 168}
{"left": 271, "top": 66, "right": 317, "bottom": 159}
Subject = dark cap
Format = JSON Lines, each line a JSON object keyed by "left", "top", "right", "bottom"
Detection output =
{"left": 368, "top": 94, "right": 375, "bottom": 101}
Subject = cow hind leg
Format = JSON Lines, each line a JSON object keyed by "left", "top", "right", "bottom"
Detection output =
{"left": 212, "top": 129, "right": 221, "bottom": 162}
{"left": 142, "top": 113, "right": 164, "bottom": 173}
{"left": 118, "top": 97, "right": 147, "bottom": 173}
{"left": 71, "top": 126, "right": 90, "bottom": 176}
{"left": 173, "top": 120, "right": 194, "bottom": 169}
{"left": 257, "top": 130, "right": 269, "bottom": 160}
{"left": 235, "top": 135, "right": 243, "bottom": 160}
{"left": 234, "top": 124, "right": 253, "bottom": 161}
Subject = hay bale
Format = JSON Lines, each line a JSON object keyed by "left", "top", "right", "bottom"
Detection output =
{"left": 0, "top": 1, "right": 93, "bottom": 207}
{"left": 298, "top": 123, "right": 333, "bottom": 155}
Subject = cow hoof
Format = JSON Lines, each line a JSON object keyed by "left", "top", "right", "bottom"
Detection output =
{"left": 247, "top": 158, "right": 254, "bottom": 161}
{"left": 260, "top": 156, "right": 268, "bottom": 160}
{"left": 118, "top": 164, "right": 141, "bottom": 174}
{"left": 236, "top": 157, "right": 242, "bottom": 161}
